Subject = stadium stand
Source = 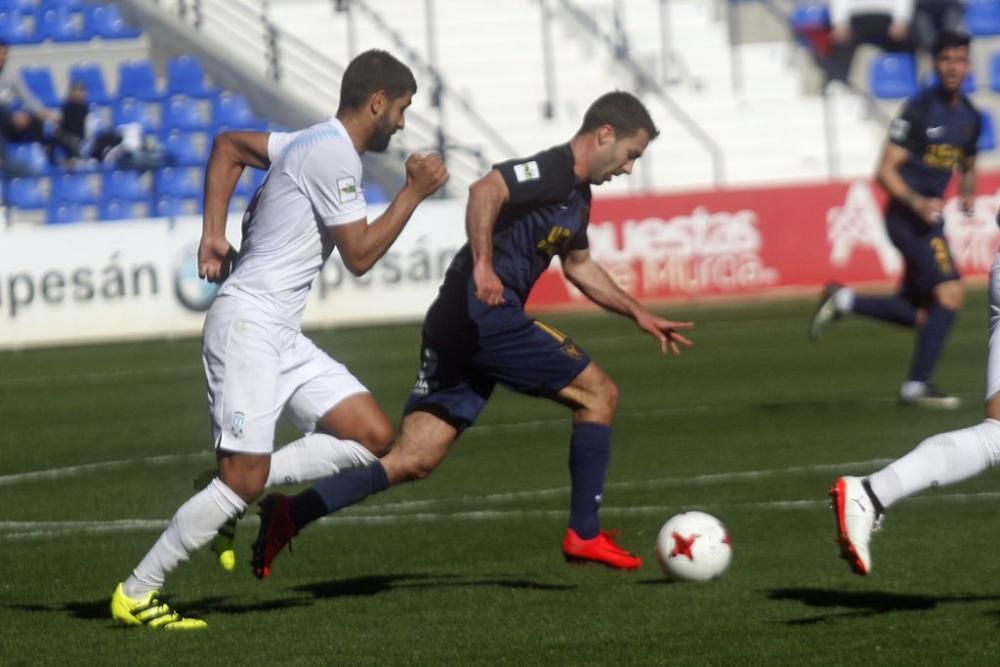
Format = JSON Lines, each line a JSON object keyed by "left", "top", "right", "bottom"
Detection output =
{"left": 4, "top": 0, "right": 1000, "bottom": 224}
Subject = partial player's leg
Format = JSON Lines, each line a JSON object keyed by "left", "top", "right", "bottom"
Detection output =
{"left": 112, "top": 299, "right": 279, "bottom": 628}
{"left": 210, "top": 337, "right": 389, "bottom": 571}
{"left": 250, "top": 336, "right": 483, "bottom": 578}
{"left": 251, "top": 410, "right": 460, "bottom": 578}
{"left": 830, "top": 253, "right": 1000, "bottom": 575}
{"left": 478, "top": 315, "right": 639, "bottom": 569}
{"left": 553, "top": 360, "right": 640, "bottom": 569}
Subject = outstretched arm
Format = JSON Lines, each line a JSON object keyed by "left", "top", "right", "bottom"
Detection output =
{"left": 562, "top": 248, "right": 693, "bottom": 355}
{"left": 330, "top": 153, "right": 448, "bottom": 276}
{"left": 199, "top": 131, "right": 271, "bottom": 282}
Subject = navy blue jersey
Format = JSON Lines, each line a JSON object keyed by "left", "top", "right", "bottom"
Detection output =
{"left": 889, "top": 87, "right": 981, "bottom": 199}
{"left": 442, "top": 143, "right": 591, "bottom": 304}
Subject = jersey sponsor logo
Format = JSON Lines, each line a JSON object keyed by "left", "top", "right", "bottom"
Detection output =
{"left": 337, "top": 176, "right": 358, "bottom": 203}
{"left": 826, "top": 181, "right": 902, "bottom": 276}
{"left": 512, "top": 160, "right": 540, "bottom": 183}
{"left": 923, "top": 143, "right": 962, "bottom": 170}
{"left": 889, "top": 117, "right": 910, "bottom": 142}
{"left": 537, "top": 225, "right": 573, "bottom": 257}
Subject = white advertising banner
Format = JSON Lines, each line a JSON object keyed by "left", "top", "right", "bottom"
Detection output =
{"left": 0, "top": 199, "right": 468, "bottom": 349}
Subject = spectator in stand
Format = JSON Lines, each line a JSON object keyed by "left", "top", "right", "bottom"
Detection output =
{"left": 827, "top": 0, "right": 916, "bottom": 85}
{"left": 55, "top": 80, "right": 122, "bottom": 164}
{"left": 0, "top": 39, "right": 58, "bottom": 155}
{"left": 912, "top": 0, "right": 966, "bottom": 56}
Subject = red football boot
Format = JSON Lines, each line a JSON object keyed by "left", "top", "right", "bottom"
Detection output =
{"left": 251, "top": 494, "right": 298, "bottom": 579}
{"left": 562, "top": 528, "right": 642, "bottom": 569}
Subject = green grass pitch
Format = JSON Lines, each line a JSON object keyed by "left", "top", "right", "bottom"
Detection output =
{"left": 2, "top": 288, "right": 1000, "bottom": 665}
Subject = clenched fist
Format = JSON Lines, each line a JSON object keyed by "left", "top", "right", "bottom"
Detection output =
{"left": 405, "top": 152, "right": 449, "bottom": 199}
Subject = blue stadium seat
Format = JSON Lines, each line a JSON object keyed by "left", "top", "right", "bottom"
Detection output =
{"left": 157, "top": 166, "right": 202, "bottom": 199}
{"left": 0, "top": 9, "right": 40, "bottom": 44}
{"left": 233, "top": 168, "right": 259, "bottom": 197}
{"left": 163, "top": 95, "right": 210, "bottom": 131}
{"left": 212, "top": 93, "right": 265, "bottom": 130}
{"left": 6, "top": 177, "right": 47, "bottom": 209}
{"left": 87, "top": 3, "right": 141, "bottom": 39}
{"left": 167, "top": 55, "right": 218, "bottom": 99}
{"left": 103, "top": 170, "right": 151, "bottom": 201}
{"left": 979, "top": 111, "right": 997, "bottom": 151}
{"left": 869, "top": 53, "right": 918, "bottom": 99}
{"left": 38, "top": 6, "right": 89, "bottom": 42}
{"left": 54, "top": 173, "right": 100, "bottom": 205}
{"left": 162, "top": 129, "right": 208, "bottom": 166}
{"left": 20, "top": 65, "right": 60, "bottom": 108}
{"left": 924, "top": 71, "right": 976, "bottom": 94}
{"left": 113, "top": 97, "right": 159, "bottom": 133}
{"left": 40, "top": 0, "right": 86, "bottom": 8}
{"left": 46, "top": 202, "right": 86, "bottom": 224}
{"left": 5, "top": 142, "right": 50, "bottom": 176}
{"left": 966, "top": 0, "right": 1000, "bottom": 36}
{"left": 68, "top": 63, "right": 112, "bottom": 106}
{"left": 98, "top": 198, "right": 147, "bottom": 221}
{"left": 117, "top": 59, "right": 161, "bottom": 102}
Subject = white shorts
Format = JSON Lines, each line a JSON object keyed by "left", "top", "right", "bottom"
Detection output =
{"left": 987, "top": 252, "right": 1000, "bottom": 401}
{"left": 202, "top": 296, "right": 368, "bottom": 454}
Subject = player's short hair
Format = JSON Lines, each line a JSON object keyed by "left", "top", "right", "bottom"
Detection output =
{"left": 338, "top": 49, "right": 417, "bottom": 113}
{"left": 576, "top": 91, "right": 659, "bottom": 140}
{"left": 933, "top": 29, "right": 971, "bottom": 56}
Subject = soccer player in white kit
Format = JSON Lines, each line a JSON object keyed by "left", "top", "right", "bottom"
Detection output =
{"left": 109, "top": 49, "right": 448, "bottom": 628}
{"left": 832, "top": 247, "right": 1000, "bottom": 575}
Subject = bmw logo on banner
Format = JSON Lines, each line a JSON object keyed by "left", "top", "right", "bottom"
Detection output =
{"left": 174, "top": 241, "right": 219, "bottom": 312}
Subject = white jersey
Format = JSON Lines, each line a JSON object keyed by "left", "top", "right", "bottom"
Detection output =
{"left": 217, "top": 117, "right": 366, "bottom": 327}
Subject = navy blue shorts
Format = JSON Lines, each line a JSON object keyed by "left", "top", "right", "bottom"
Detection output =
{"left": 403, "top": 283, "right": 591, "bottom": 431}
{"left": 886, "top": 206, "right": 960, "bottom": 305}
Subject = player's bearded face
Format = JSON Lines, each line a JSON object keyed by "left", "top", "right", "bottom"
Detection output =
{"left": 591, "top": 129, "right": 650, "bottom": 184}
{"left": 369, "top": 93, "right": 412, "bottom": 153}
{"left": 935, "top": 47, "right": 970, "bottom": 95}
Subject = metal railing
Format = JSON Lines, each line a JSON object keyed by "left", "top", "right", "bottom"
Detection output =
{"left": 552, "top": 0, "right": 726, "bottom": 185}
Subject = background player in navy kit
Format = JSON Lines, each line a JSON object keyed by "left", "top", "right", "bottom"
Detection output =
{"left": 250, "top": 91, "right": 694, "bottom": 575}
{"left": 810, "top": 29, "right": 980, "bottom": 409}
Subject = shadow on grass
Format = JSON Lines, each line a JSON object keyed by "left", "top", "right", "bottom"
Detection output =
{"left": 8, "top": 593, "right": 312, "bottom": 624}
{"left": 750, "top": 398, "right": 898, "bottom": 413}
{"left": 296, "top": 573, "right": 576, "bottom": 599}
{"left": 767, "top": 587, "right": 1000, "bottom": 625}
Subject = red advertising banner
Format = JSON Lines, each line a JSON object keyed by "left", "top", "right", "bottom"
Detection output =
{"left": 528, "top": 175, "right": 1000, "bottom": 309}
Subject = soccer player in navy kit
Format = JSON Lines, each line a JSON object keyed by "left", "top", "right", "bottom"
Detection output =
{"left": 810, "top": 29, "right": 980, "bottom": 409}
{"left": 250, "top": 91, "right": 694, "bottom": 574}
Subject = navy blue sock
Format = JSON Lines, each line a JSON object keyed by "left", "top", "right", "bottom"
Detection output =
{"left": 568, "top": 422, "right": 611, "bottom": 540}
{"left": 910, "top": 304, "right": 956, "bottom": 382}
{"left": 852, "top": 295, "right": 918, "bottom": 327}
{"left": 290, "top": 462, "right": 390, "bottom": 530}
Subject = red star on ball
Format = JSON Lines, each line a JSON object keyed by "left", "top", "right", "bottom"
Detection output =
{"left": 670, "top": 531, "right": 700, "bottom": 560}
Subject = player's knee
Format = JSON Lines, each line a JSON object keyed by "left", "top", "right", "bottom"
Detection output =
{"left": 935, "top": 281, "right": 963, "bottom": 311}
{"left": 361, "top": 421, "right": 395, "bottom": 458}
{"left": 597, "top": 375, "right": 620, "bottom": 415}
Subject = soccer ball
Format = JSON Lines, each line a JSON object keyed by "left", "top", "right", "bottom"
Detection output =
{"left": 655, "top": 511, "right": 732, "bottom": 582}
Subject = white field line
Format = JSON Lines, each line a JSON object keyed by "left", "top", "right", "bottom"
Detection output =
{"left": 0, "top": 452, "right": 211, "bottom": 487}
{"left": 4, "top": 490, "right": 1000, "bottom": 541}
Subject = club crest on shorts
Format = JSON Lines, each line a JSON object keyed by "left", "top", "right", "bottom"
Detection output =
{"left": 231, "top": 412, "right": 246, "bottom": 437}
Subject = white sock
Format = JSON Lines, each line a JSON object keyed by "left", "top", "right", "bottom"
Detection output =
{"left": 834, "top": 287, "right": 855, "bottom": 314}
{"left": 266, "top": 432, "right": 378, "bottom": 488}
{"left": 123, "top": 478, "right": 246, "bottom": 599}
{"left": 867, "top": 419, "right": 1000, "bottom": 510}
